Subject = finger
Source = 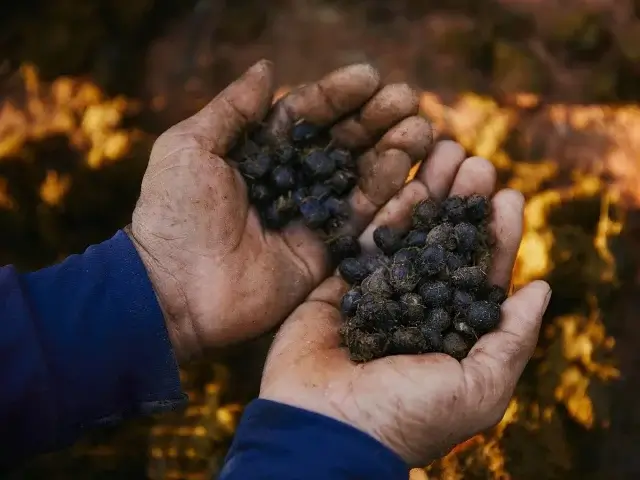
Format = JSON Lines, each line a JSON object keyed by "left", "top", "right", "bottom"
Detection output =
{"left": 415, "top": 140, "right": 467, "bottom": 201}
{"left": 359, "top": 180, "right": 429, "bottom": 251}
{"left": 330, "top": 84, "right": 420, "bottom": 150}
{"left": 487, "top": 189, "right": 525, "bottom": 288}
{"left": 264, "top": 64, "right": 381, "bottom": 140}
{"left": 155, "top": 60, "right": 275, "bottom": 157}
{"left": 448, "top": 156, "right": 497, "bottom": 197}
{"left": 462, "top": 280, "right": 551, "bottom": 402}
{"left": 374, "top": 116, "right": 434, "bottom": 164}
{"left": 343, "top": 149, "right": 413, "bottom": 235}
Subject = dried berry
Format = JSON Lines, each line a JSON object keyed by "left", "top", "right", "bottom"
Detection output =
{"left": 451, "top": 266, "right": 486, "bottom": 291}
{"left": 420, "top": 327, "right": 444, "bottom": 353}
{"left": 452, "top": 290, "right": 474, "bottom": 314}
{"left": 292, "top": 187, "right": 308, "bottom": 205}
{"left": 390, "top": 328, "right": 427, "bottom": 354}
{"left": 443, "top": 332, "right": 470, "bottom": 360}
{"left": 426, "top": 308, "right": 451, "bottom": 332}
{"left": 324, "top": 197, "right": 350, "bottom": 219}
{"left": 303, "top": 150, "right": 337, "bottom": 180}
{"left": 393, "top": 248, "right": 419, "bottom": 264}
{"left": 445, "top": 252, "right": 467, "bottom": 272}
{"left": 348, "top": 331, "right": 388, "bottom": 362}
{"left": 291, "top": 122, "right": 320, "bottom": 143}
{"left": 453, "top": 222, "right": 479, "bottom": 253}
{"left": 250, "top": 183, "right": 272, "bottom": 203}
{"left": 441, "top": 196, "right": 466, "bottom": 224}
{"left": 486, "top": 285, "right": 507, "bottom": 304}
{"left": 373, "top": 226, "right": 404, "bottom": 255}
{"left": 399, "top": 293, "right": 425, "bottom": 324}
{"left": 360, "top": 254, "right": 390, "bottom": 275}
{"left": 299, "top": 197, "right": 330, "bottom": 229}
{"left": 426, "top": 223, "right": 456, "bottom": 250}
{"left": 388, "top": 260, "right": 420, "bottom": 294}
{"left": 467, "top": 300, "right": 501, "bottom": 333}
{"left": 275, "top": 144, "right": 296, "bottom": 163}
{"left": 271, "top": 165, "right": 297, "bottom": 191}
{"left": 413, "top": 198, "right": 439, "bottom": 230}
{"left": 240, "top": 152, "right": 273, "bottom": 178}
{"left": 340, "top": 288, "right": 362, "bottom": 317}
{"left": 357, "top": 297, "right": 401, "bottom": 331}
{"left": 361, "top": 267, "right": 394, "bottom": 298}
{"left": 328, "top": 235, "right": 361, "bottom": 263}
{"left": 338, "top": 258, "right": 369, "bottom": 285}
{"left": 465, "top": 194, "right": 490, "bottom": 223}
{"left": 327, "top": 170, "right": 356, "bottom": 194}
{"left": 263, "top": 196, "right": 297, "bottom": 228}
{"left": 309, "top": 183, "right": 332, "bottom": 199}
{"left": 419, "top": 280, "right": 452, "bottom": 307}
{"left": 417, "top": 244, "right": 446, "bottom": 277}
{"left": 454, "top": 320, "right": 476, "bottom": 338}
{"left": 328, "top": 149, "right": 353, "bottom": 169}
{"left": 403, "top": 230, "right": 428, "bottom": 248}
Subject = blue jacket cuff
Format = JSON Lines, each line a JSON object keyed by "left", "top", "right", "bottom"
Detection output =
{"left": 221, "top": 398, "right": 408, "bottom": 480}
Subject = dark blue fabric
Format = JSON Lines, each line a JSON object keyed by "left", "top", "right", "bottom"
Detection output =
{"left": 220, "top": 398, "right": 408, "bottom": 480}
{"left": 0, "top": 230, "right": 187, "bottom": 468}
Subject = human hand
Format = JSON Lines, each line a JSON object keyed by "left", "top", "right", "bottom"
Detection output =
{"left": 127, "top": 60, "right": 433, "bottom": 361}
{"left": 259, "top": 142, "right": 552, "bottom": 466}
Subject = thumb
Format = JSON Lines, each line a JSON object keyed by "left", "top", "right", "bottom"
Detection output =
{"left": 461, "top": 280, "right": 552, "bottom": 401}
{"left": 157, "top": 59, "right": 275, "bottom": 157}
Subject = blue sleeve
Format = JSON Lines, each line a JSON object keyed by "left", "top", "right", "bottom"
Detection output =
{"left": 220, "top": 399, "right": 409, "bottom": 480}
{"left": 0, "top": 230, "right": 188, "bottom": 468}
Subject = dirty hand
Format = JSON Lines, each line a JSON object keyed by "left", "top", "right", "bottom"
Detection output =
{"left": 260, "top": 142, "right": 552, "bottom": 467}
{"left": 127, "top": 60, "right": 433, "bottom": 361}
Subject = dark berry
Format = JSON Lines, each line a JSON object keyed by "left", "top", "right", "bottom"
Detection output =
{"left": 328, "top": 235, "right": 361, "bottom": 263}
{"left": 263, "top": 196, "right": 296, "bottom": 229}
{"left": 357, "top": 297, "right": 400, "bottom": 331}
{"left": 299, "top": 197, "right": 330, "bottom": 229}
{"left": 327, "top": 170, "right": 356, "bottom": 195}
{"left": 412, "top": 198, "right": 439, "bottom": 230}
{"left": 451, "top": 266, "right": 486, "bottom": 290}
{"left": 454, "top": 222, "right": 479, "bottom": 253}
{"left": 361, "top": 267, "right": 394, "bottom": 298}
{"left": 292, "top": 187, "right": 308, "bottom": 205}
{"left": 361, "top": 254, "right": 390, "bottom": 275}
{"left": 271, "top": 165, "right": 297, "bottom": 191}
{"left": 309, "top": 183, "right": 332, "bottom": 199}
{"left": 404, "top": 230, "right": 428, "bottom": 248}
{"left": 399, "top": 293, "right": 425, "bottom": 324}
{"left": 240, "top": 152, "right": 273, "bottom": 178}
{"left": 328, "top": 149, "right": 353, "bottom": 169}
{"left": 446, "top": 252, "right": 467, "bottom": 272}
{"left": 338, "top": 258, "right": 369, "bottom": 284}
{"left": 417, "top": 244, "right": 446, "bottom": 276}
{"left": 454, "top": 320, "right": 476, "bottom": 338}
{"left": 426, "top": 223, "right": 456, "bottom": 250}
{"left": 465, "top": 194, "right": 490, "bottom": 224}
{"left": 324, "top": 196, "right": 350, "bottom": 219}
{"left": 249, "top": 183, "right": 272, "bottom": 203}
{"left": 441, "top": 196, "right": 466, "bottom": 224}
{"left": 426, "top": 308, "right": 451, "bottom": 332}
{"left": 452, "top": 290, "right": 474, "bottom": 314}
{"left": 486, "top": 285, "right": 507, "bottom": 304}
{"left": 418, "top": 280, "right": 452, "bottom": 307}
{"left": 467, "top": 300, "right": 501, "bottom": 333}
{"left": 291, "top": 122, "right": 320, "bottom": 143}
{"left": 390, "top": 327, "right": 427, "bottom": 354}
{"left": 275, "top": 144, "right": 296, "bottom": 163}
{"left": 348, "top": 331, "right": 388, "bottom": 363}
{"left": 302, "top": 151, "right": 336, "bottom": 180}
{"left": 443, "top": 332, "right": 470, "bottom": 360}
{"left": 388, "top": 260, "right": 420, "bottom": 294}
{"left": 393, "top": 248, "right": 418, "bottom": 264}
{"left": 420, "top": 327, "right": 444, "bottom": 352}
{"left": 373, "top": 226, "right": 404, "bottom": 255}
{"left": 340, "top": 288, "right": 363, "bottom": 317}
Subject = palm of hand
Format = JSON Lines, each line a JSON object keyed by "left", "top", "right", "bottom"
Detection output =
{"left": 128, "top": 60, "right": 433, "bottom": 358}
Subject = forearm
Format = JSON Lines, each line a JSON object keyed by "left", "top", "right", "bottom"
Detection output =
{"left": 220, "top": 399, "right": 408, "bottom": 480}
{"left": 0, "top": 230, "right": 187, "bottom": 467}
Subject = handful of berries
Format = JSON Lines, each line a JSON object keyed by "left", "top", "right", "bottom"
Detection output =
{"left": 337, "top": 195, "right": 507, "bottom": 363}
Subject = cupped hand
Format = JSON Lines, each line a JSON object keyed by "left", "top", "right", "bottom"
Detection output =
{"left": 127, "top": 60, "right": 433, "bottom": 361}
{"left": 259, "top": 142, "right": 552, "bottom": 466}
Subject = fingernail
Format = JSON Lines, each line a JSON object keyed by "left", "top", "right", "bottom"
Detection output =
{"left": 543, "top": 288, "right": 552, "bottom": 311}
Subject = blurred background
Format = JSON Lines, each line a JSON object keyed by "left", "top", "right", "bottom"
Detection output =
{"left": 1, "top": 0, "right": 640, "bottom": 478}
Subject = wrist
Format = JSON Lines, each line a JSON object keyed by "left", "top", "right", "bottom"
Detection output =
{"left": 123, "top": 225, "right": 197, "bottom": 363}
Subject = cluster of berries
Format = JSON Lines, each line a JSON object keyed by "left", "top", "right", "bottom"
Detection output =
{"left": 232, "top": 122, "right": 359, "bottom": 245}
{"left": 337, "top": 195, "right": 507, "bottom": 363}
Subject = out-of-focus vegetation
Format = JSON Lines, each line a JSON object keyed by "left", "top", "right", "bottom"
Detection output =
{"left": 1, "top": 1, "right": 640, "bottom": 479}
